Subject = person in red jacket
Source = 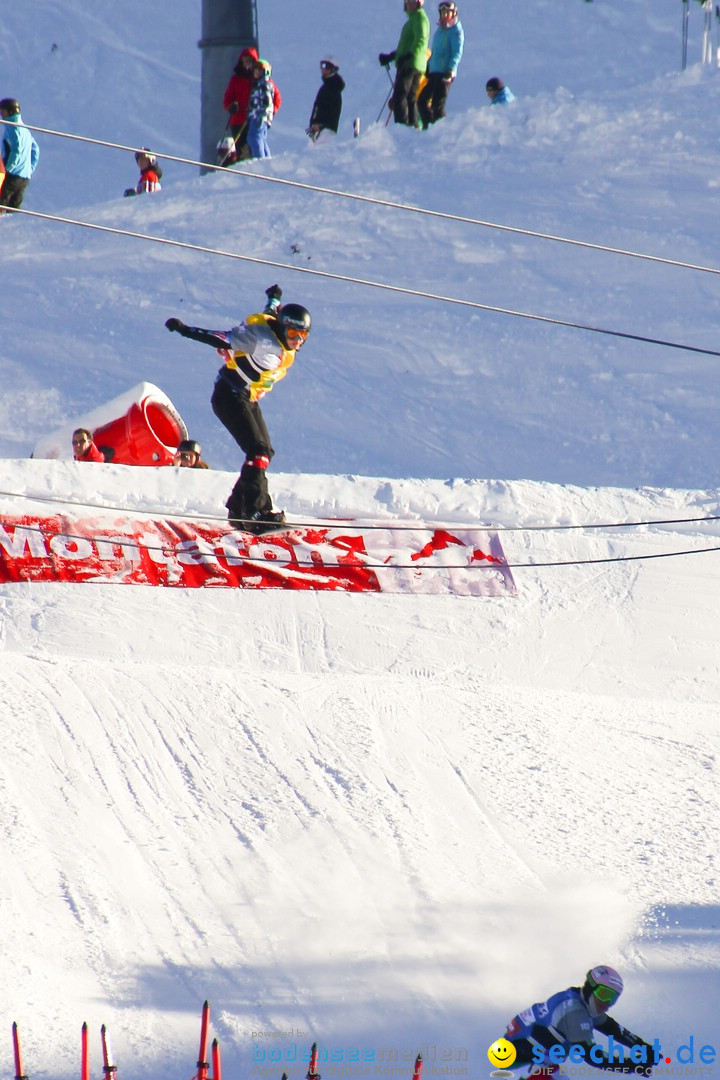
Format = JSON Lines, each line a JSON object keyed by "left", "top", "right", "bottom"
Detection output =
{"left": 123, "top": 148, "right": 162, "bottom": 197}
{"left": 222, "top": 48, "right": 281, "bottom": 164}
{"left": 222, "top": 48, "right": 259, "bottom": 161}
{"left": 72, "top": 428, "right": 105, "bottom": 462}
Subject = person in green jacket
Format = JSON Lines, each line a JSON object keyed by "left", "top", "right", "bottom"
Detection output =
{"left": 379, "top": 0, "right": 431, "bottom": 127}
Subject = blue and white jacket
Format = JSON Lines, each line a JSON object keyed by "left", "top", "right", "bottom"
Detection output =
{"left": 248, "top": 75, "right": 274, "bottom": 128}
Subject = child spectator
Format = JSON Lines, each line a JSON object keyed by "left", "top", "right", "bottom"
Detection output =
{"left": 307, "top": 57, "right": 345, "bottom": 142}
{"left": 123, "top": 148, "right": 162, "bottom": 197}
{"left": 72, "top": 428, "right": 105, "bottom": 462}
{"left": 247, "top": 59, "right": 275, "bottom": 159}
{"left": 486, "top": 77, "right": 516, "bottom": 105}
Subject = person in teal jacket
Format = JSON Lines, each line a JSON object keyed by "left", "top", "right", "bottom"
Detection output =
{"left": 0, "top": 98, "right": 39, "bottom": 211}
{"left": 486, "top": 77, "right": 516, "bottom": 105}
{"left": 379, "top": 0, "right": 430, "bottom": 127}
{"left": 418, "top": 2, "right": 464, "bottom": 129}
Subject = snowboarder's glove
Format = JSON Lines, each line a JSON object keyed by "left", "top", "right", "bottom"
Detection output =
{"left": 379, "top": 52, "right": 395, "bottom": 67}
{"left": 123, "top": 188, "right": 137, "bottom": 197}
{"left": 165, "top": 318, "right": 186, "bottom": 333}
{"left": 443, "top": 71, "right": 454, "bottom": 82}
{"left": 228, "top": 102, "right": 239, "bottom": 114}
{"left": 265, "top": 284, "right": 282, "bottom": 302}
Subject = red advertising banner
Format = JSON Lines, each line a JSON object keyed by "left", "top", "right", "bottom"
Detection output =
{"left": 0, "top": 514, "right": 517, "bottom": 597}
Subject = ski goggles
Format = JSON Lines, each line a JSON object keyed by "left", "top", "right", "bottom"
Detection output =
{"left": 284, "top": 327, "right": 309, "bottom": 349}
{"left": 591, "top": 984, "right": 620, "bottom": 1006}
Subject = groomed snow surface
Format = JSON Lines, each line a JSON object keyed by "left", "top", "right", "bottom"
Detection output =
{"left": 1, "top": 2, "right": 720, "bottom": 1080}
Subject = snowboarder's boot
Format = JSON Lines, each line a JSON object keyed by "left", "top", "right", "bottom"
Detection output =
{"left": 244, "top": 509, "right": 287, "bottom": 536}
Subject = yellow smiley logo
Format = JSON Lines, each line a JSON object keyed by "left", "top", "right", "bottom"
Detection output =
{"left": 487, "top": 1039, "right": 517, "bottom": 1070}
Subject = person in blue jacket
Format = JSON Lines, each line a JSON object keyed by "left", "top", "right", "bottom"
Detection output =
{"left": 418, "top": 1, "right": 464, "bottom": 130}
{"left": 498, "top": 966, "right": 655, "bottom": 1079}
{"left": 0, "top": 98, "right": 39, "bottom": 211}
{"left": 486, "top": 77, "right": 516, "bottom": 105}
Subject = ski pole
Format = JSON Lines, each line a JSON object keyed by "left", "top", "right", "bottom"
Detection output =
{"left": 682, "top": 0, "right": 689, "bottom": 70}
{"left": 375, "top": 63, "right": 395, "bottom": 123}
{"left": 376, "top": 88, "right": 392, "bottom": 123}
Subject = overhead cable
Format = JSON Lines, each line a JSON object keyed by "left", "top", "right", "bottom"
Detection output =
{"left": 10, "top": 206, "right": 720, "bottom": 359}
{"left": 22, "top": 123, "right": 720, "bottom": 279}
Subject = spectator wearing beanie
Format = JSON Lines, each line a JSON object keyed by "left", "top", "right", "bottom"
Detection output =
{"left": 486, "top": 77, "right": 516, "bottom": 105}
{"left": 307, "top": 56, "right": 345, "bottom": 142}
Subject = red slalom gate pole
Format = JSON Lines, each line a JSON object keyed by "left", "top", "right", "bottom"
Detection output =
{"left": 12, "top": 1022, "right": 28, "bottom": 1080}
{"left": 211, "top": 1038, "right": 221, "bottom": 1080}
{"left": 196, "top": 1001, "right": 210, "bottom": 1080}
{"left": 307, "top": 1042, "right": 319, "bottom": 1080}
{"left": 81, "top": 1023, "right": 89, "bottom": 1080}
{"left": 412, "top": 1054, "right": 423, "bottom": 1080}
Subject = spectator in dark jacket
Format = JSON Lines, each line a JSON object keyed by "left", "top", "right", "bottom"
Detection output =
{"left": 307, "top": 57, "right": 345, "bottom": 142}
{"left": 0, "top": 98, "right": 39, "bottom": 211}
{"left": 72, "top": 429, "right": 105, "bottom": 462}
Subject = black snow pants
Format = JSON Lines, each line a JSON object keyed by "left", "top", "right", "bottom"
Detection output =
{"left": 211, "top": 374, "right": 275, "bottom": 521}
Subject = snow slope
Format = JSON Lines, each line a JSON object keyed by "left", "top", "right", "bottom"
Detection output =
{"left": 1, "top": 2, "right": 720, "bottom": 1080}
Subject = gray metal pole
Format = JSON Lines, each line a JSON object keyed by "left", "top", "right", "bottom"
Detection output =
{"left": 198, "top": 0, "right": 258, "bottom": 170}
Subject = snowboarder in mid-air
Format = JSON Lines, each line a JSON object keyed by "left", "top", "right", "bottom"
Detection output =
{"left": 499, "top": 966, "right": 655, "bottom": 1079}
{"left": 165, "top": 286, "right": 311, "bottom": 535}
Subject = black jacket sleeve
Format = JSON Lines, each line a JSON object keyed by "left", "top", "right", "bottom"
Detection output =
{"left": 596, "top": 1016, "right": 652, "bottom": 1052}
{"left": 176, "top": 325, "right": 229, "bottom": 349}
